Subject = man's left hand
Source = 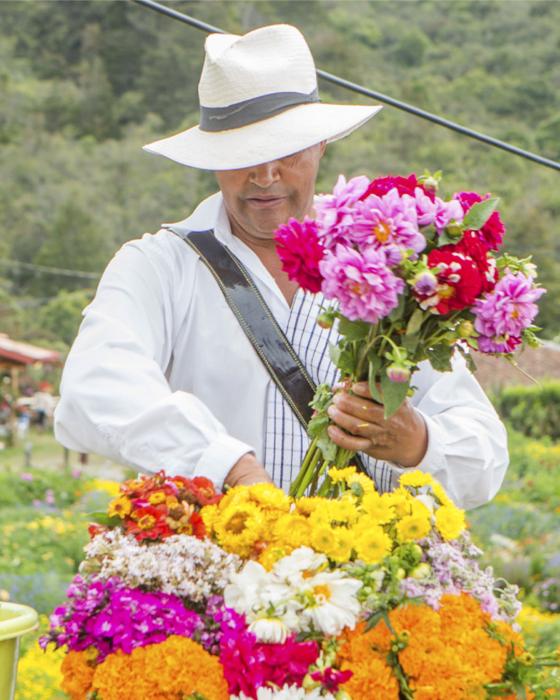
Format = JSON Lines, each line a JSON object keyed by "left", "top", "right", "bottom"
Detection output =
{"left": 326, "top": 381, "right": 428, "bottom": 467}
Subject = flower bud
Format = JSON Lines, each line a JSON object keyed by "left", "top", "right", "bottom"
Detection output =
{"left": 317, "top": 312, "right": 334, "bottom": 329}
{"left": 396, "top": 567, "right": 406, "bottom": 580}
{"left": 248, "top": 617, "right": 288, "bottom": 644}
{"left": 410, "top": 563, "right": 432, "bottom": 579}
{"left": 445, "top": 221, "right": 463, "bottom": 238}
{"left": 411, "top": 270, "right": 438, "bottom": 296}
{"left": 421, "top": 176, "right": 439, "bottom": 192}
{"left": 458, "top": 320, "right": 474, "bottom": 338}
{"left": 387, "top": 364, "right": 411, "bottom": 383}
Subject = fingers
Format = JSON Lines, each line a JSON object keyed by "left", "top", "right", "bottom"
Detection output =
{"left": 327, "top": 424, "right": 371, "bottom": 452}
{"left": 332, "top": 389, "right": 386, "bottom": 425}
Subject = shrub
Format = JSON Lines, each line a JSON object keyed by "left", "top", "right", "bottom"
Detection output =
{"left": 495, "top": 382, "right": 560, "bottom": 440}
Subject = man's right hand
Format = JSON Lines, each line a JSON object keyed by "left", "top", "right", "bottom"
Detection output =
{"left": 224, "top": 452, "right": 272, "bottom": 488}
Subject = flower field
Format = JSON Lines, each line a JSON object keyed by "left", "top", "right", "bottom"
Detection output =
{"left": 1, "top": 429, "right": 558, "bottom": 698}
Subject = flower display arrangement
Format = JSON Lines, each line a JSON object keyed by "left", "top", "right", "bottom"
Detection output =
{"left": 40, "top": 469, "right": 559, "bottom": 699}
{"left": 274, "top": 173, "right": 546, "bottom": 495}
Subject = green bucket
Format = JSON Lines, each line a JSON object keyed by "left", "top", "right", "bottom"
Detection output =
{"left": 0, "top": 602, "right": 39, "bottom": 700}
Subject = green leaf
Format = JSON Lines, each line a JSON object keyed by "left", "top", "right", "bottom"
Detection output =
{"left": 368, "top": 355, "right": 383, "bottom": 403}
{"left": 426, "top": 343, "right": 454, "bottom": 372}
{"left": 329, "top": 343, "right": 341, "bottom": 366}
{"left": 338, "top": 348, "right": 356, "bottom": 375}
{"left": 388, "top": 294, "right": 406, "bottom": 322}
{"left": 308, "top": 413, "right": 330, "bottom": 439}
{"left": 317, "top": 429, "right": 338, "bottom": 462}
{"left": 380, "top": 373, "right": 410, "bottom": 418}
{"left": 456, "top": 344, "right": 477, "bottom": 373}
{"left": 88, "top": 511, "right": 122, "bottom": 527}
{"left": 462, "top": 197, "right": 499, "bottom": 231}
{"left": 338, "top": 316, "right": 369, "bottom": 340}
{"left": 402, "top": 333, "right": 420, "bottom": 354}
{"left": 406, "top": 308, "right": 425, "bottom": 336}
{"left": 436, "top": 229, "right": 457, "bottom": 247}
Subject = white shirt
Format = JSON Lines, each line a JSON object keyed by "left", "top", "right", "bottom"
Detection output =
{"left": 55, "top": 192, "right": 509, "bottom": 509}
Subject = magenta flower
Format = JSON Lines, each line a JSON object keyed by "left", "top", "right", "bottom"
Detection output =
{"left": 219, "top": 610, "right": 319, "bottom": 697}
{"left": 320, "top": 245, "right": 404, "bottom": 324}
{"left": 39, "top": 575, "right": 202, "bottom": 662}
{"left": 352, "top": 188, "right": 425, "bottom": 261}
{"left": 454, "top": 191, "right": 506, "bottom": 251}
{"left": 275, "top": 218, "right": 325, "bottom": 293}
{"left": 473, "top": 272, "right": 545, "bottom": 354}
{"left": 311, "top": 667, "right": 353, "bottom": 691}
{"left": 314, "top": 175, "right": 370, "bottom": 247}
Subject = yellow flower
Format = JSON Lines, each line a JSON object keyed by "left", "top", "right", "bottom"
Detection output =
{"left": 347, "top": 472, "right": 377, "bottom": 495}
{"left": 246, "top": 482, "right": 291, "bottom": 512}
{"left": 200, "top": 503, "right": 220, "bottom": 531}
{"left": 108, "top": 495, "right": 133, "bottom": 519}
{"left": 327, "top": 527, "right": 355, "bottom": 563}
{"left": 273, "top": 513, "right": 312, "bottom": 549}
{"left": 396, "top": 512, "right": 431, "bottom": 543}
{"left": 213, "top": 501, "right": 265, "bottom": 556}
{"left": 435, "top": 504, "right": 465, "bottom": 541}
{"left": 86, "top": 479, "right": 121, "bottom": 497}
{"left": 384, "top": 487, "right": 414, "bottom": 518}
{"left": 328, "top": 466, "right": 358, "bottom": 483}
{"left": 354, "top": 525, "right": 392, "bottom": 564}
{"left": 148, "top": 490, "right": 167, "bottom": 505}
{"left": 311, "top": 524, "right": 336, "bottom": 554}
{"left": 295, "top": 496, "right": 324, "bottom": 516}
{"left": 399, "top": 470, "right": 434, "bottom": 489}
{"left": 258, "top": 545, "right": 292, "bottom": 570}
{"left": 431, "top": 482, "right": 453, "bottom": 507}
{"left": 17, "top": 642, "right": 65, "bottom": 700}
{"left": 361, "top": 492, "right": 395, "bottom": 525}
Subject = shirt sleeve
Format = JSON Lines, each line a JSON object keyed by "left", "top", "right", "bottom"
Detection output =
{"left": 54, "top": 233, "right": 254, "bottom": 488}
{"left": 389, "top": 353, "right": 509, "bottom": 510}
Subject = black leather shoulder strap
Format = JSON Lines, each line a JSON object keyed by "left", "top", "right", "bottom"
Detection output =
{"left": 165, "top": 225, "right": 316, "bottom": 428}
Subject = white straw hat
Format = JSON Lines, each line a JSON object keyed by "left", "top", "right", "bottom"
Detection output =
{"left": 143, "top": 24, "right": 382, "bottom": 171}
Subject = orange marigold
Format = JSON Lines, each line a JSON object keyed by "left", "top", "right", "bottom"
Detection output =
{"left": 91, "top": 635, "right": 228, "bottom": 700}
{"left": 338, "top": 622, "right": 399, "bottom": 700}
{"left": 60, "top": 650, "right": 95, "bottom": 700}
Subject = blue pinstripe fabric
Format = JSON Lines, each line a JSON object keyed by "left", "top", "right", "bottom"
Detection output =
{"left": 263, "top": 288, "right": 393, "bottom": 493}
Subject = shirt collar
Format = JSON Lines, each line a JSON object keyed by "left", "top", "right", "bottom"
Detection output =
{"left": 171, "top": 191, "right": 291, "bottom": 308}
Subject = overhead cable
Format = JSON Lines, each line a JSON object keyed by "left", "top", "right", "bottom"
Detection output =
{"left": 0, "top": 259, "right": 100, "bottom": 280}
{"left": 131, "top": 0, "right": 560, "bottom": 173}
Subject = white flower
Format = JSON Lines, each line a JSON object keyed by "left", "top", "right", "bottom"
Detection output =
{"left": 273, "top": 546, "right": 328, "bottom": 585}
{"left": 248, "top": 616, "right": 289, "bottom": 644}
{"left": 224, "top": 560, "right": 291, "bottom": 617}
{"left": 299, "top": 569, "right": 362, "bottom": 636}
{"left": 81, "top": 530, "right": 240, "bottom": 603}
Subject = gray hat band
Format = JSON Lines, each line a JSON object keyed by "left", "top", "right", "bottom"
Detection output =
{"left": 199, "top": 88, "right": 319, "bottom": 132}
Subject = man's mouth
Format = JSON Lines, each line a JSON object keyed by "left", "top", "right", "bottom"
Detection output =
{"left": 245, "top": 195, "right": 287, "bottom": 209}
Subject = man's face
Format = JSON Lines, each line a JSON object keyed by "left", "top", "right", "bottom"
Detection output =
{"left": 215, "top": 143, "right": 326, "bottom": 241}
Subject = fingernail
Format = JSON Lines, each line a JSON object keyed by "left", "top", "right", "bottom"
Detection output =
{"left": 332, "top": 394, "right": 341, "bottom": 405}
{"left": 327, "top": 405, "right": 337, "bottom": 418}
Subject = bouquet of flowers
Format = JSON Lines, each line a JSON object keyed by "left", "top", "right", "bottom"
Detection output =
{"left": 274, "top": 173, "right": 546, "bottom": 496}
{"left": 40, "top": 469, "right": 559, "bottom": 699}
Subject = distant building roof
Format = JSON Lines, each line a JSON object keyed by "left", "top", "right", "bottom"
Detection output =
{"left": 0, "top": 334, "right": 60, "bottom": 366}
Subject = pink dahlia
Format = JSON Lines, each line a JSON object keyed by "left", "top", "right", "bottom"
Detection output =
{"left": 352, "top": 187, "right": 425, "bottom": 262}
{"left": 319, "top": 244, "right": 404, "bottom": 323}
{"left": 360, "top": 173, "right": 435, "bottom": 201}
{"left": 275, "top": 218, "right": 324, "bottom": 293}
{"left": 473, "top": 272, "right": 545, "bottom": 353}
{"left": 454, "top": 191, "right": 506, "bottom": 251}
{"left": 314, "top": 174, "right": 370, "bottom": 246}
{"left": 414, "top": 188, "right": 464, "bottom": 232}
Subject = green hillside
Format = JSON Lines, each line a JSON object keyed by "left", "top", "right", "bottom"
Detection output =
{"left": 1, "top": 0, "right": 558, "bottom": 346}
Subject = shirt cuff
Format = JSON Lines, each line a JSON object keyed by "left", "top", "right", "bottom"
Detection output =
{"left": 192, "top": 433, "right": 255, "bottom": 489}
{"left": 415, "top": 411, "right": 448, "bottom": 474}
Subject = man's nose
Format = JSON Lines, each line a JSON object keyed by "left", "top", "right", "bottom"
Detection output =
{"left": 249, "top": 160, "right": 280, "bottom": 188}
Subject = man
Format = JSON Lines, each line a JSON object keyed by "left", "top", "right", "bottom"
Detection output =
{"left": 55, "top": 24, "right": 508, "bottom": 509}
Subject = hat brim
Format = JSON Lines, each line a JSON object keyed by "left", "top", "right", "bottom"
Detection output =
{"left": 142, "top": 103, "right": 382, "bottom": 171}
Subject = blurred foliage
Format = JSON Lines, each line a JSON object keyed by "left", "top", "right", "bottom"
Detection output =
{"left": 495, "top": 382, "right": 560, "bottom": 441}
{"left": 0, "top": 0, "right": 558, "bottom": 349}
